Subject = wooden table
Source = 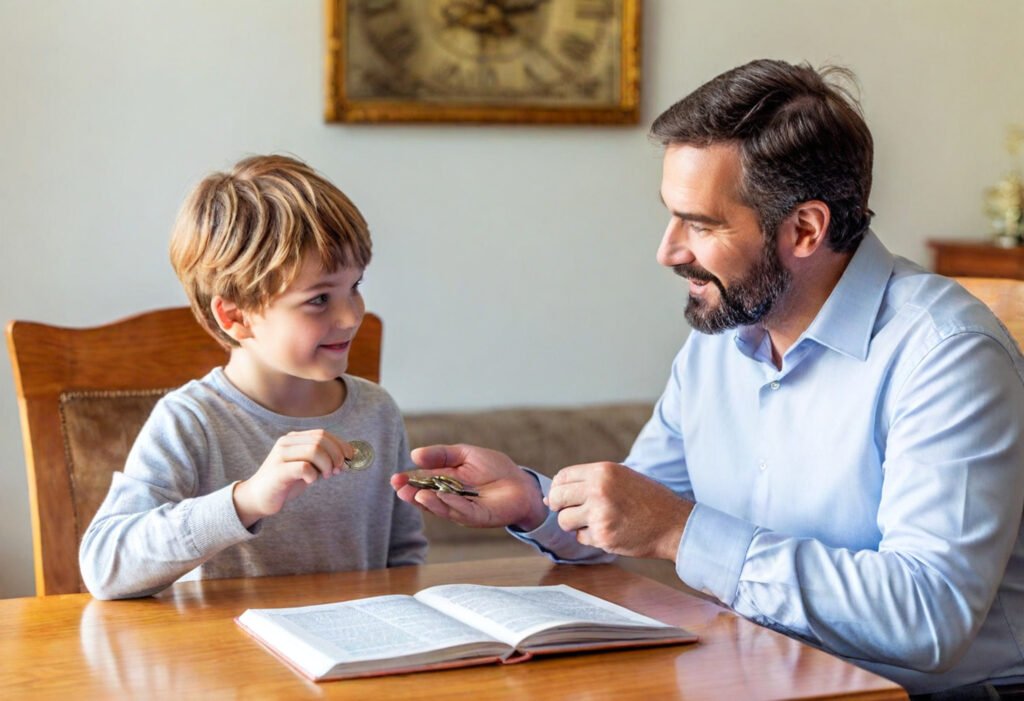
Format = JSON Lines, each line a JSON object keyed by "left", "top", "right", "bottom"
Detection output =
{"left": 0, "top": 557, "right": 907, "bottom": 700}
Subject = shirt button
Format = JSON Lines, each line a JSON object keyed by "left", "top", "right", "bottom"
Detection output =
{"left": 758, "top": 460, "right": 767, "bottom": 471}
{"left": 770, "top": 381, "right": 781, "bottom": 390}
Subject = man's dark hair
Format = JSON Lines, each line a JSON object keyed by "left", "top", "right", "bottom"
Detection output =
{"left": 650, "top": 59, "right": 874, "bottom": 253}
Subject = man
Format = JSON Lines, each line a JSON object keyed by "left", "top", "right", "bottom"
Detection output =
{"left": 392, "top": 59, "right": 1024, "bottom": 698}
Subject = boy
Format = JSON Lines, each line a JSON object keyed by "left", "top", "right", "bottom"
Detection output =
{"left": 80, "top": 155, "right": 427, "bottom": 599}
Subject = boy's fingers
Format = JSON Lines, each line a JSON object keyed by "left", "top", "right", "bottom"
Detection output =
{"left": 282, "top": 444, "right": 336, "bottom": 478}
{"left": 292, "top": 462, "right": 319, "bottom": 485}
{"left": 318, "top": 433, "right": 349, "bottom": 469}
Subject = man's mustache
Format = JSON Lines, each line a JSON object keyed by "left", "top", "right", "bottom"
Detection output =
{"left": 672, "top": 264, "right": 719, "bottom": 285}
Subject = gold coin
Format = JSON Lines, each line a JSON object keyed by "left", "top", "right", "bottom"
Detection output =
{"left": 407, "top": 476, "right": 438, "bottom": 489}
{"left": 346, "top": 440, "right": 375, "bottom": 471}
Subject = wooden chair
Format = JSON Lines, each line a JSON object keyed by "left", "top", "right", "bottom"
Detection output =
{"left": 956, "top": 277, "right": 1024, "bottom": 348}
{"left": 6, "top": 307, "right": 382, "bottom": 595}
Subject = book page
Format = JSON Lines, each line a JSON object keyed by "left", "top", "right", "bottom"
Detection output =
{"left": 415, "top": 584, "right": 677, "bottom": 648}
{"left": 241, "top": 594, "right": 503, "bottom": 668}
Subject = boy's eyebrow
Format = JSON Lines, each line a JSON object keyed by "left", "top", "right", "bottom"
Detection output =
{"left": 658, "top": 191, "right": 725, "bottom": 226}
{"left": 294, "top": 272, "right": 363, "bottom": 294}
{"left": 293, "top": 280, "right": 340, "bottom": 294}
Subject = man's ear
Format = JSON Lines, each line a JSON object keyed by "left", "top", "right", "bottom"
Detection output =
{"left": 784, "top": 200, "right": 831, "bottom": 259}
{"left": 211, "top": 296, "right": 252, "bottom": 342}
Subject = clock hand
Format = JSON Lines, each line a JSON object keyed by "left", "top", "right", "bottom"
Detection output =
{"left": 442, "top": 0, "right": 548, "bottom": 40}
{"left": 442, "top": 1, "right": 515, "bottom": 39}
{"left": 498, "top": 0, "right": 550, "bottom": 17}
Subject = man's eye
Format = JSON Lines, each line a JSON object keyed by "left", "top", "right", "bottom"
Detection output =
{"left": 307, "top": 293, "right": 328, "bottom": 306}
{"left": 690, "top": 222, "right": 710, "bottom": 235}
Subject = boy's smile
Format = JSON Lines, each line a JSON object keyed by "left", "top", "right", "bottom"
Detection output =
{"left": 318, "top": 339, "right": 353, "bottom": 354}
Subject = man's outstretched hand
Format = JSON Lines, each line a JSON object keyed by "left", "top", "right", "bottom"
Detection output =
{"left": 391, "top": 444, "right": 548, "bottom": 531}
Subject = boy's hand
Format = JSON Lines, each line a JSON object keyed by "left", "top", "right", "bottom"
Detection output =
{"left": 391, "top": 444, "right": 548, "bottom": 532}
{"left": 233, "top": 429, "right": 353, "bottom": 528}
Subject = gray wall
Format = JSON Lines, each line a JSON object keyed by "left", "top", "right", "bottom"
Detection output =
{"left": 2, "top": 0, "right": 1022, "bottom": 598}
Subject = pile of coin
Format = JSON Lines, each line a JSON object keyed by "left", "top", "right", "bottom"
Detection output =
{"left": 407, "top": 474, "right": 479, "bottom": 498}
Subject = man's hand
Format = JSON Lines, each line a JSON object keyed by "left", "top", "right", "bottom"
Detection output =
{"left": 391, "top": 444, "right": 547, "bottom": 531}
{"left": 548, "top": 462, "right": 693, "bottom": 561}
{"left": 233, "top": 429, "right": 353, "bottom": 528}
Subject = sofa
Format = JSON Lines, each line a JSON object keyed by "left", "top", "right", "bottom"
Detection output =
{"left": 404, "top": 401, "right": 692, "bottom": 592}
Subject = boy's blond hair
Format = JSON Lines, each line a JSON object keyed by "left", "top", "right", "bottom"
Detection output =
{"left": 169, "top": 155, "right": 371, "bottom": 349}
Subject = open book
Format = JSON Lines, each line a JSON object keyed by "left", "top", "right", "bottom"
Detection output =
{"left": 236, "top": 583, "right": 697, "bottom": 681}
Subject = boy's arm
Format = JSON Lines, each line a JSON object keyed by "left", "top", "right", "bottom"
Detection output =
{"left": 78, "top": 401, "right": 256, "bottom": 599}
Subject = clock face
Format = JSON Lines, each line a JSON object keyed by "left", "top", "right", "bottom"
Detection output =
{"left": 331, "top": 0, "right": 639, "bottom": 121}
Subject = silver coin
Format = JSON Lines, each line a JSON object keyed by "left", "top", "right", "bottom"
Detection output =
{"left": 346, "top": 440, "right": 375, "bottom": 471}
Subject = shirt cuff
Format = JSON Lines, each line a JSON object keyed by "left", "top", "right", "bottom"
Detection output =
{"left": 184, "top": 481, "right": 259, "bottom": 556}
{"left": 506, "top": 469, "right": 558, "bottom": 541}
{"left": 506, "top": 468, "right": 615, "bottom": 563}
{"left": 676, "top": 503, "right": 756, "bottom": 605}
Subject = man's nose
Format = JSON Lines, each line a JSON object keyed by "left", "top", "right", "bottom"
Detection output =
{"left": 656, "top": 219, "right": 695, "bottom": 268}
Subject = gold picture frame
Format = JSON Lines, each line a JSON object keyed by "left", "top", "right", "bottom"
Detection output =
{"left": 325, "top": 0, "right": 641, "bottom": 124}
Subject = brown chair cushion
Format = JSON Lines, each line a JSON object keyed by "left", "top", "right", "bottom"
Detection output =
{"left": 59, "top": 390, "right": 168, "bottom": 549}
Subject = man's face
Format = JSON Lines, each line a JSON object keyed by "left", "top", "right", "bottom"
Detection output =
{"left": 657, "top": 143, "right": 791, "bottom": 334}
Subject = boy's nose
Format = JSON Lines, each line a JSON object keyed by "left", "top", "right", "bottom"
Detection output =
{"left": 334, "top": 301, "right": 364, "bottom": 330}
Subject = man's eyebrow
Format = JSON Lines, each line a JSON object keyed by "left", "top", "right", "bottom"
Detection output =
{"left": 658, "top": 191, "right": 725, "bottom": 226}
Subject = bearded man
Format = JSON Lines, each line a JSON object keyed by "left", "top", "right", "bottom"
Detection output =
{"left": 393, "top": 59, "right": 1024, "bottom": 699}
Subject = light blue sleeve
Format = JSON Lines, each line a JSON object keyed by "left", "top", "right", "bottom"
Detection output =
{"left": 506, "top": 469, "right": 615, "bottom": 563}
{"left": 679, "top": 332, "right": 1024, "bottom": 672}
{"left": 623, "top": 347, "right": 694, "bottom": 499}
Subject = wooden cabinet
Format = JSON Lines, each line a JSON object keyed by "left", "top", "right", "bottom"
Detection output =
{"left": 927, "top": 239, "right": 1024, "bottom": 279}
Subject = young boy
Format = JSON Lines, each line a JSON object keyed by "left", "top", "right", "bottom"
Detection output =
{"left": 79, "top": 155, "right": 427, "bottom": 599}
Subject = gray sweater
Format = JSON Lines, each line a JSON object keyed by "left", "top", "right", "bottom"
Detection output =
{"left": 79, "top": 368, "right": 427, "bottom": 599}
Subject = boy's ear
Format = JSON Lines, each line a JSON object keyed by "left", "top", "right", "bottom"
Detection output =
{"left": 210, "top": 296, "right": 253, "bottom": 342}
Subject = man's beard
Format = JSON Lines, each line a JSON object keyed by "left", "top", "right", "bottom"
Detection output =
{"left": 674, "top": 242, "right": 791, "bottom": 334}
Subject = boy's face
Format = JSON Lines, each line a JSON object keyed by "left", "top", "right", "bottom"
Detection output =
{"left": 240, "top": 253, "right": 365, "bottom": 384}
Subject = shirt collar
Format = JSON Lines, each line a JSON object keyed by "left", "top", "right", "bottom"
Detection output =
{"left": 732, "top": 229, "right": 893, "bottom": 363}
{"left": 799, "top": 229, "right": 894, "bottom": 361}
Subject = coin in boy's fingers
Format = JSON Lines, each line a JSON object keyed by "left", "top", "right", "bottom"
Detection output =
{"left": 345, "top": 440, "right": 375, "bottom": 471}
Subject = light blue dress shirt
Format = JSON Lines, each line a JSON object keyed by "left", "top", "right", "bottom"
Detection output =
{"left": 513, "top": 232, "right": 1024, "bottom": 694}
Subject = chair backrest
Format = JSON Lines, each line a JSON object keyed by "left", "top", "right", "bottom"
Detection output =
{"left": 6, "top": 307, "right": 382, "bottom": 595}
{"left": 956, "top": 277, "right": 1024, "bottom": 348}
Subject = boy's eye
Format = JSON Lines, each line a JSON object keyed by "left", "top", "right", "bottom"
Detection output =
{"left": 307, "top": 293, "right": 329, "bottom": 306}
{"left": 353, "top": 277, "right": 363, "bottom": 291}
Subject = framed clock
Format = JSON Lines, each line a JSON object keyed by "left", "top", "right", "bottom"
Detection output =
{"left": 325, "top": 0, "right": 641, "bottom": 124}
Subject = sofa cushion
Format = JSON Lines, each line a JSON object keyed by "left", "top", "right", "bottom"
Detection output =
{"left": 404, "top": 403, "right": 653, "bottom": 549}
